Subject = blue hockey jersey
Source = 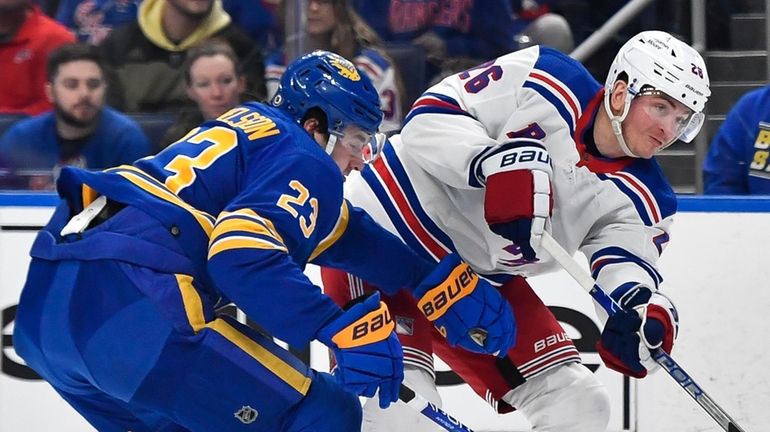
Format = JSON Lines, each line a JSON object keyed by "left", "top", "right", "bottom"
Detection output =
{"left": 37, "top": 102, "right": 433, "bottom": 347}
{"left": 703, "top": 84, "right": 770, "bottom": 194}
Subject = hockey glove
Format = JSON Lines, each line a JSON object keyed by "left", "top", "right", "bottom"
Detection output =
{"left": 483, "top": 140, "right": 553, "bottom": 263}
{"left": 413, "top": 253, "right": 516, "bottom": 356}
{"left": 597, "top": 283, "right": 679, "bottom": 378}
{"left": 317, "top": 292, "right": 403, "bottom": 408}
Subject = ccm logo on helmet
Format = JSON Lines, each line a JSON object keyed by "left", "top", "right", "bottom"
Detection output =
{"left": 418, "top": 263, "right": 479, "bottom": 320}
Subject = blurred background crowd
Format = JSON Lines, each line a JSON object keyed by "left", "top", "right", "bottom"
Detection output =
{"left": 0, "top": 0, "right": 761, "bottom": 194}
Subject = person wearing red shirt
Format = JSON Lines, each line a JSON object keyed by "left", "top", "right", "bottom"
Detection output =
{"left": 0, "top": 0, "right": 75, "bottom": 115}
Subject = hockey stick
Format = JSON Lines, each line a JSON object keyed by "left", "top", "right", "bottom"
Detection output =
{"left": 399, "top": 384, "right": 475, "bottom": 432}
{"left": 540, "top": 231, "right": 747, "bottom": 432}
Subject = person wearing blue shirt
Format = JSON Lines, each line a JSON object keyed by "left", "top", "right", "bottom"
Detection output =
{"left": 703, "top": 84, "right": 770, "bottom": 194}
{"left": 55, "top": 0, "right": 141, "bottom": 44}
{"left": 12, "top": 51, "right": 515, "bottom": 431}
{"left": 0, "top": 43, "right": 151, "bottom": 190}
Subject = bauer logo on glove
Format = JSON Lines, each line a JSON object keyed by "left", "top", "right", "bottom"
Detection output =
{"left": 331, "top": 301, "right": 394, "bottom": 348}
{"left": 417, "top": 262, "right": 478, "bottom": 320}
{"left": 414, "top": 253, "right": 517, "bottom": 356}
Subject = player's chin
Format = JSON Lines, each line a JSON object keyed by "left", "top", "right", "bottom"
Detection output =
{"left": 633, "top": 144, "right": 658, "bottom": 159}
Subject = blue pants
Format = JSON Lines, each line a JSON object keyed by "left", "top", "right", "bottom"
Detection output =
{"left": 14, "top": 206, "right": 362, "bottom": 431}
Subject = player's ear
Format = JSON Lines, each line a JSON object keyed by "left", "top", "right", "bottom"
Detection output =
{"left": 302, "top": 117, "right": 320, "bottom": 134}
{"left": 610, "top": 80, "right": 629, "bottom": 113}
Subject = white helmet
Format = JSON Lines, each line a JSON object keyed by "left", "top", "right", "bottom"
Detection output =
{"left": 604, "top": 31, "right": 711, "bottom": 157}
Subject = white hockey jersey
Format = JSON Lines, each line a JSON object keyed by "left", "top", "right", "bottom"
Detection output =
{"left": 345, "top": 46, "right": 675, "bottom": 297}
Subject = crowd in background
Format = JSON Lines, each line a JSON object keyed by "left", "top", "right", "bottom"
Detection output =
{"left": 0, "top": 0, "right": 753, "bottom": 193}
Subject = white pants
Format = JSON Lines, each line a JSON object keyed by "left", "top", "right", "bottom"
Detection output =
{"left": 363, "top": 363, "right": 609, "bottom": 432}
{"left": 503, "top": 363, "right": 610, "bottom": 431}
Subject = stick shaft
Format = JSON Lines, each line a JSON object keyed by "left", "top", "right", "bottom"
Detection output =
{"left": 399, "top": 384, "right": 474, "bottom": 432}
{"left": 540, "top": 231, "right": 747, "bottom": 432}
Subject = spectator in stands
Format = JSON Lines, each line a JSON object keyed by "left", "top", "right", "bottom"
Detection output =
{"left": 55, "top": 0, "right": 141, "bottom": 45}
{"left": 0, "top": 0, "right": 75, "bottom": 115}
{"left": 267, "top": 0, "right": 404, "bottom": 133}
{"left": 0, "top": 43, "right": 151, "bottom": 190}
{"left": 703, "top": 84, "right": 770, "bottom": 194}
{"left": 34, "top": 0, "right": 59, "bottom": 15}
{"left": 160, "top": 40, "right": 245, "bottom": 148}
{"left": 221, "top": 0, "right": 278, "bottom": 49}
{"left": 350, "top": 0, "right": 518, "bottom": 83}
{"left": 99, "top": 0, "right": 265, "bottom": 113}
{"left": 511, "top": 0, "right": 573, "bottom": 53}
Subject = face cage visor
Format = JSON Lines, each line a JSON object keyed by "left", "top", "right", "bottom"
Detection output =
{"left": 634, "top": 88, "right": 705, "bottom": 145}
{"left": 327, "top": 126, "right": 384, "bottom": 164}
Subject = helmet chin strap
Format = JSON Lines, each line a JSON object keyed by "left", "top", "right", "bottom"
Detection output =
{"left": 604, "top": 89, "right": 640, "bottom": 158}
{"left": 325, "top": 133, "right": 338, "bottom": 155}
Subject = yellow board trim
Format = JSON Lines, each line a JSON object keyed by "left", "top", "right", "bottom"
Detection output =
{"left": 206, "top": 318, "right": 311, "bottom": 395}
{"left": 308, "top": 200, "right": 350, "bottom": 261}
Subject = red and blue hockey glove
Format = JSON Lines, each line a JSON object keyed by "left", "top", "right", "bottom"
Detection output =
{"left": 317, "top": 292, "right": 403, "bottom": 408}
{"left": 413, "top": 253, "right": 516, "bottom": 356}
{"left": 483, "top": 140, "right": 553, "bottom": 263}
{"left": 597, "top": 282, "right": 679, "bottom": 378}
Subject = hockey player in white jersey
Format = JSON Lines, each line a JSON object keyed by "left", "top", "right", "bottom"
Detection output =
{"left": 322, "top": 31, "right": 710, "bottom": 431}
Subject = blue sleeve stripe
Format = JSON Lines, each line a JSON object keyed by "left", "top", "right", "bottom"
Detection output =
{"left": 652, "top": 232, "right": 670, "bottom": 255}
{"left": 529, "top": 69, "right": 582, "bottom": 120}
{"left": 467, "top": 139, "right": 548, "bottom": 188}
{"left": 355, "top": 54, "right": 385, "bottom": 79}
{"left": 360, "top": 143, "right": 455, "bottom": 263}
{"left": 590, "top": 246, "right": 663, "bottom": 288}
{"left": 523, "top": 78, "right": 576, "bottom": 135}
{"left": 598, "top": 171, "right": 662, "bottom": 226}
{"left": 357, "top": 48, "right": 390, "bottom": 70}
{"left": 530, "top": 47, "right": 601, "bottom": 105}
{"left": 360, "top": 166, "right": 439, "bottom": 262}
{"left": 403, "top": 92, "right": 474, "bottom": 126}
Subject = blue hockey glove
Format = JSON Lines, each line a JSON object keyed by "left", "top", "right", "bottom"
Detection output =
{"left": 597, "top": 283, "right": 679, "bottom": 378}
{"left": 317, "top": 292, "right": 403, "bottom": 408}
{"left": 483, "top": 140, "right": 553, "bottom": 263}
{"left": 413, "top": 253, "right": 516, "bottom": 356}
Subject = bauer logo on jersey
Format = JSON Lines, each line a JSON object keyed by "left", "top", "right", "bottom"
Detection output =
{"left": 750, "top": 122, "right": 770, "bottom": 179}
{"left": 329, "top": 55, "right": 361, "bottom": 81}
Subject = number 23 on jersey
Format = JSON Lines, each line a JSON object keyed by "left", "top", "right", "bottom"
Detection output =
{"left": 277, "top": 180, "right": 318, "bottom": 238}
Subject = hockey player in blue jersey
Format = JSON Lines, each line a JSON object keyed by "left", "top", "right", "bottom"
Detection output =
{"left": 12, "top": 51, "right": 516, "bottom": 432}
